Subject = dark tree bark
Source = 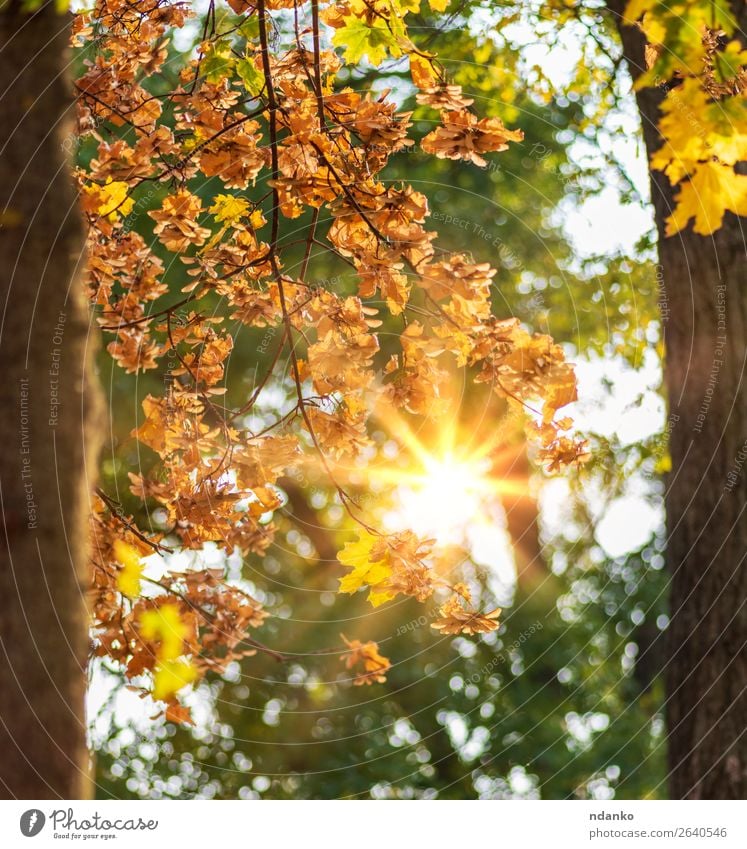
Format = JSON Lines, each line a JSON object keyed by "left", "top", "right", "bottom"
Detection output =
{"left": 607, "top": 0, "right": 747, "bottom": 799}
{"left": 494, "top": 440, "right": 549, "bottom": 591}
{"left": 0, "top": 1, "right": 100, "bottom": 799}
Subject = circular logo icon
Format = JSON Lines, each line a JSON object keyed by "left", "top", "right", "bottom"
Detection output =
{"left": 20, "top": 810, "right": 45, "bottom": 837}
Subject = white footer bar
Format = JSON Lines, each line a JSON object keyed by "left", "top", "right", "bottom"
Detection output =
{"left": 2, "top": 800, "right": 746, "bottom": 848}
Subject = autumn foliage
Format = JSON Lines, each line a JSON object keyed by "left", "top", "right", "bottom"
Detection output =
{"left": 625, "top": 1, "right": 747, "bottom": 235}
{"left": 78, "top": 0, "right": 594, "bottom": 723}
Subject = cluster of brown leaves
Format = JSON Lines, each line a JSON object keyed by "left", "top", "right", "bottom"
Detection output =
{"left": 431, "top": 584, "right": 502, "bottom": 636}
{"left": 341, "top": 635, "right": 391, "bottom": 686}
{"left": 89, "top": 496, "right": 266, "bottom": 720}
{"left": 77, "top": 0, "right": 586, "bottom": 715}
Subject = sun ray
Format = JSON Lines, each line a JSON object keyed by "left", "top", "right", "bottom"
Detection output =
{"left": 358, "top": 406, "right": 530, "bottom": 545}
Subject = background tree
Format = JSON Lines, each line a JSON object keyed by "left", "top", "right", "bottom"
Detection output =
{"left": 606, "top": 0, "right": 747, "bottom": 800}
{"left": 0, "top": 0, "right": 101, "bottom": 799}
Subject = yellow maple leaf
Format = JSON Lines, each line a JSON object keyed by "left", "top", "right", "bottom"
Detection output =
{"left": 249, "top": 208, "right": 266, "bottom": 229}
{"left": 139, "top": 603, "right": 190, "bottom": 661}
{"left": 666, "top": 161, "right": 747, "bottom": 237}
{"left": 337, "top": 533, "right": 393, "bottom": 606}
{"left": 706, "top": 96, "right": 747, "bottom": 167}
{"left": 84, "top": 177, "right": 134, "bottom": 222}
{"left": 368, "top": 587, "right": 396, "bottom": 607}
{"left": 209, "top": 193, "right": 250, "bottom": 224}
{"left": 650, "top": 80, "right": 710, "bottom": 183}
{"left": 152, "top": 659, "right": 197, "bottom": 701}
{"left": 113, "top": 539, "right": 142, "bottom": 599}
{"left": 410, "top": 53, "right": 437, "bottom": 90}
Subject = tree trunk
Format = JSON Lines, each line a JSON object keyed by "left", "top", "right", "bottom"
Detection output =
{"left": 0, "top": 1, "right": 100, "bottom": 799}
{"left": 494, "top": 440, "right": 549, "bottom": 591}
{"left": 607, "top": 0, "right": 747, "bottom": 799}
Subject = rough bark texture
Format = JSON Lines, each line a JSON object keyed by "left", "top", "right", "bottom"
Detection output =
{"left": 0, "top": 1, "right": 100, "bottom": 799}
{"left": 607, "top": 0, "right": 747, "bottom": 799}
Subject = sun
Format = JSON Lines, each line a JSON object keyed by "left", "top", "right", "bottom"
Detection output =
{"left": 393, "top": 451, "right": 494, "bottom": 545}
{"left": 364, "top": 409, "right": 509, "bottom": 546}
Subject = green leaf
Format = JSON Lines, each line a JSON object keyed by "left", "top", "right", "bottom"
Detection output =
{"left": 202, "top": 41, "right": 235, "bottom": 84}
{"left": 331, "top": 16, "right": 401, "bottom": 66}
{"left": 236, "top": 57, "right": 264, "bottom": 97}
{"left": 237, "top": 16, "right": 259, "bottom": 41}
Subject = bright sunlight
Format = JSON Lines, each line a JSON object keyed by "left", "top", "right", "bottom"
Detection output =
{"left": 391, "top": 451, "right": 494, "bottom": 545}
{"left": 367, "top": 411, "right": 514, "bottom": 547}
